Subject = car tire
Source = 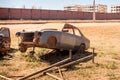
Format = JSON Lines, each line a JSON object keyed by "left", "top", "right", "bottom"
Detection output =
{"left": 79, "top": 44, "right": 85, "bottom": 54}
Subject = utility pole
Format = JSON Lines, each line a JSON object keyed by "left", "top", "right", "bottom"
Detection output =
{"left": 93, "top": 0, "right": 96, "bottom": 21}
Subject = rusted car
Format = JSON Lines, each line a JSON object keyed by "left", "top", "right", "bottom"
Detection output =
{"left": 0, "top": 27, "right": 11, "bottom": 53}
{"left": 16, "top": 23, "right": 90, "bottom": 53}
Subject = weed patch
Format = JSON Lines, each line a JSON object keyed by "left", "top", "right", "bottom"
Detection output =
{"left": 0, "top": 71, "right": 8, "bottom": 76}
{"left": 105, "top": 61, "right": 117, "bottom": 69}
{"left": 0, "top": 61, "right": 11, "bottom": 66}
{"left": 24, "top": 54, "right": 40, "bottom": 62}
{"left": 8, "top": 67, "right": 19, "bottom": 71}
{"left": 27, "top": 62, "right": 40, "bottom": 67}
{"left": 77, "top": 69, "right": 92, "bottom": 78}
{"left": 106, "top": 72, "right": 120, "bottom": 80}
{"left": 111, "top": 53, "right": 120, "bottom": 60}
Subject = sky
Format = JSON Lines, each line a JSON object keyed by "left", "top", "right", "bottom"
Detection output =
{"left": 0, "top": 0, "right": 120, "bottom": 12}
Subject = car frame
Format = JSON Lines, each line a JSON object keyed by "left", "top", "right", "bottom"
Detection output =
{"left": 16, "top": 23, "right": 90, "bottom": 53}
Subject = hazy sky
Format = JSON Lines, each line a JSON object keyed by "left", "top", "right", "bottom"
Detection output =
{"left": 0, "top": 0, "right": 120, "bottom": 12}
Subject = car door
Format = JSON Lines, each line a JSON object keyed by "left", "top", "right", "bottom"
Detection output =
{"left": 60, "top": 28, "right": 76, "bottom": 49}
{"left": 74, "top": 27, "right": 84, "bottom": 49}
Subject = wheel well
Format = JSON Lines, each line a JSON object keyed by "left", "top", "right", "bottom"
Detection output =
{"left": 80, "top": 43, "right": 86, "bottom": 48}
{"left": 47, "top": 36, "right": 57, "bottom": 45}
{"left": 81, "top": 43, "right": 85, "bottom": 45}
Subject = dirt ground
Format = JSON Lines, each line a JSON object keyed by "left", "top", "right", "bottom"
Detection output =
{"left": 0, "top": 22, "right": 120, "bottom": 80}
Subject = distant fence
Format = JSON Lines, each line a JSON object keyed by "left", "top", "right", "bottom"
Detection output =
{"left": 0, "top": 8, "right": 120, "bottom": 20}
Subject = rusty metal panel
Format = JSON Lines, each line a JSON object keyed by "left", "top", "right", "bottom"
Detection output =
{"left": 39, "top": 10, "right": 42, "bottom": 19}
{"left": 114, "top": 13, "right": 120, "bottom": 19}
{"left": 110, "top": 13, "right": 115, "bottom": 19}
{"left": 96, "top": 13, "right": 100, "bottom": 20}
{"left": 78, "top": 12, "right": 85, "bottom": 20}
{"left": 10, "top": 9, "right": 21, "bottom": 19}
{"left": 111, "top": 13, "right": 116, "bottom": 19}
{"left": 21, "top": 9, "right": 31, "bottom": 20}
{"left": 31, "top": 9, "right": 40, "bottom": 20}
{"left": 105, "top": 13, "right": 110, "bottom": 20}
{"left": 109, "top": 13, "right": 113, "bottom": 20}
{"left": 117, "top": 13, "right": 120, "bottom": 19}
{"left": 46, "top": 10, "right": 52, "bottom": 19}
{"left": 1, "top": 8, "right": 120, "bottom": 20}
{"left": 71, "top": 11, "right": 79, "bottom": 20}
{"left": 65, "top": 11, "right": 73, "bottom": 19}
{"left": 104, "top": 13, "right": 108, "bottom": 20}
{"left": 72, "top": 12, "right": 85, "bottom": 20}
{"left": 96, "top": 13, "right": 106, "bottom": 20}
{"left": 57, "top": 10, "right": 66, "bottom": 20}
{"left": 41, "top": 10, "right": 49, "bottom": 19}
{"left": 49, "top": 10, "right": 58, "bottom": 19}
{"left": 96, "top": 13, "right": 104, "bottom": 20}
{"left": 83, "top": 12, "right": 92, "bottom": 20}
{"left": 102, "top": 13, "right": 107, "bottom": 20}
{"left": 96, "top": 13, "right": 107, "bottom": 20}
{"left": 0, "top": 8, "right": 9, "bottom": 20}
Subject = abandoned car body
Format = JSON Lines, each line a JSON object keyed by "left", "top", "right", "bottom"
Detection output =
{"left": 16, "top": 23, "right": 90, "bottom": 53}
{"left": 0, "top": 27, "right": 11, "bottom": 53}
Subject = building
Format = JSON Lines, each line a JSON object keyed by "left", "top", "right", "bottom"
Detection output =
{"left": 64, "top": 4, "right": 107, "bottom": 13}
{"left": 64, "top": 5, "right": 84, "bottom": 11}
{"left": 111, "top": 4, "right": 120, "bottom": 13}
{"left": 84, "top": 4, "right": 107, "bottom": 13}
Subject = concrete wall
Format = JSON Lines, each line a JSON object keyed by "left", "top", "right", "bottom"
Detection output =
{"left": 0, "top": 8, "right": 120, "bottom": 20}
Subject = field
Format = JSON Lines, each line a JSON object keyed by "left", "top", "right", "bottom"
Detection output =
{"left": 0, "top": 22, "right": 120, "bottom": 80}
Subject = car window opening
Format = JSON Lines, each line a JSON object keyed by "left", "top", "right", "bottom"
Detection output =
{"left": 0, "top": 29, "right": 9, "bottom": 37}
{"left": 74, "top": 28, "right": 81, "bottom": 36}
{"left": 23, "top": 33, "right": 34, "bottom": 42}
{"left": 63, "top": 27, "right": 74, "bottom": 34}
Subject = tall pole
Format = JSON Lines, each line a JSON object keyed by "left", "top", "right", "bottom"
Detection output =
{"left": 93, "top": 0, "right": 96, "bottom": 21}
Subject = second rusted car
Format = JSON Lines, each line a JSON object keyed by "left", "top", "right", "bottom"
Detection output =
{"left": 0, "top": 27, "right": 11, "bottom": 53}
{"left": 16, "top": 23, "right": 90, "bottom": 53}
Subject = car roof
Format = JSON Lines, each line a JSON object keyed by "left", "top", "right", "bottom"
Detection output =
{"left": 40, "top": 23, "right": 75, "bottom": 31}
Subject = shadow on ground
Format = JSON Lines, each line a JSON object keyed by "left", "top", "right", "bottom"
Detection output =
{"left": 39, "top": 50, "right": 97, "bottom": 65}
{"left": 9, "top": 48, "right": 18, "bottom": 53}
{"left": 0, "top": 48, "right": 18, "bottom": 60}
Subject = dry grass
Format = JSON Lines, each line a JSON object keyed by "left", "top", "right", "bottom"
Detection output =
{"left": 0, "top": 22, "right": 120, "bottom": 80}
